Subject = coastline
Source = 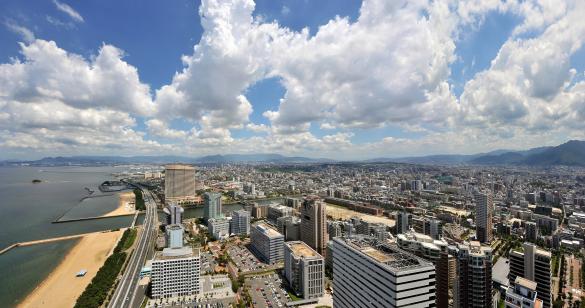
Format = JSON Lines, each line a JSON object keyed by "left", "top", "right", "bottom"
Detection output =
{"left": 18, "top": 230, "right": 124, "bottom": 308}
{"left": 101, "top": 191, "right": 136, "bottom": 218}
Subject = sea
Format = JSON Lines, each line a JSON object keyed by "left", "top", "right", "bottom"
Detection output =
{"left": 0, "top": 166, "right": 248, "bottom": 307}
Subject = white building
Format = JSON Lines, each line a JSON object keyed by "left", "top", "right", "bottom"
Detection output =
{"left": 208, "top": 218, "right": 230, "bottom": 240}
{"left": 505, "top": 277, "right": 543, "bottom": 308}
{"left": 230, "top": 209, "right": 250, "bottom": 236}
{"left": 250, "top": 223, "right": 284, "bottom": 264}
{"left": 267, "top": 204, "right": 293, "bottom": 224}
{"left": 332, "top": 236, "right": 436, "bottom": 308}
{"left": 164, "top": 203, "right": 184, "bottom": 225}
{"left": 284, "top": 241, "right": 324, "bottom": 299}
{"left": 474, "top": 191, "right": 493, "bottom": 243}
{"left": 165, "top": 224, "right": 184, "bottom": 249}
{"left": 509, "top": 243, "right": 551, "bottom": 308}
{"left": 151, "top": 247, "right": 200, "bottom": 299}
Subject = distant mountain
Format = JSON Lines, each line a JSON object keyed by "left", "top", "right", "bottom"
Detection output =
{"left": 470, "top": 140, "right": 585, "bottom": 166}
{"left": 367, "top": 149, "right": 514, "bottom": 165}
{"left": 2, "top": 153, "right": 333, "bottom": 166}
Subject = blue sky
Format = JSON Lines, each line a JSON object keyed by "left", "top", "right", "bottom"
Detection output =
{"left": 0, "top": 0, "right": 584, "bottom": 159}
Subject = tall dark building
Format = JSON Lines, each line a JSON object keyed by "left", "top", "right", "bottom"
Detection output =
{"left": 300, "top": 197, "right": 328, "bottom": 257}
{"left": 455, "top": 241, "right": 492, "bottom": 308}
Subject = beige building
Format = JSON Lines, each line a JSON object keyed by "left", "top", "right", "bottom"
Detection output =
{"left": 474, "top": 190, "right": 493, "bottom": 243}
{"left": 164, "top": 164, "right": 196, "bottom": 204}
{"left": 284, "top": 241, "right": 324, "bottom": 299}
{"left": 301, "top": 197, "right": 328, "bottom": 257}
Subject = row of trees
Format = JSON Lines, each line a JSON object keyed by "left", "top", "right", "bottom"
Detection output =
{"left": 134, "top": 188, "right": 146, "bottom": 210}
{"left": 74, "top": 229, "right": 134, "bottom": 308}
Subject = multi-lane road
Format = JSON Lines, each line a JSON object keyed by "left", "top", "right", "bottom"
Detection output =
{"left": 109, "top": 187, "right": 157, "bottom": 308}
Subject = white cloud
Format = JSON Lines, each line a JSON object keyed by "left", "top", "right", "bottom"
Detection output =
{"left": 53, "top": 0, "right": 84, "bottom": 23}
{"left": 281, "top": 6, "right": 290, "bottom": 16}
{"left": 4, "top": 20, "right": 35, "bottom": 43}
{"left": 0, "top": 39, "right": 155, "bottom": 116}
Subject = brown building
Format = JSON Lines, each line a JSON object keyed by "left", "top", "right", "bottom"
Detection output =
{"left": 300, "top": 197, "right": 328, "bottom": 257}
{"left": 251, "top": 203, "right": 268, "bottom": 219}
{"left": 436, "top": 251, "right": 456, "bottom": 308}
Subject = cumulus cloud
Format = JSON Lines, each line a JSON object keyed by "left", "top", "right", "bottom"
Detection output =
{"left": 0, "top": 39, "right": 155, "bottom": 116}
{"left": 53, "top": 0, "right": 84, "bottom": 23}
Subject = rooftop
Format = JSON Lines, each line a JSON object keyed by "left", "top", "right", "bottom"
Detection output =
{"left": 165, "top": 164, "right": 195, "bottom": 170}
{"left": 254, "top": 223, "right": 283, "bottom": 238}
{"left": 286, "top": 241, "right": 320, "bottom": 258}
{"left": 155, "top": 247, "right": 200, "bottom": 260}
{"left": 515, "top": 277, "right": 537, "bottom": 291}
{"left": 340, "top": 236, "right": 432, "bottom": 273}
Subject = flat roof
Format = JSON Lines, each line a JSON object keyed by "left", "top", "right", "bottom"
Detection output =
{"left": 165, "top": 164, "right": 195, "bottom": 170}
{"left": 286, "top": 241, "right": 320, "bottom": 258}
{"left": 515, "top": 277, "right": 537, "bottom": 291}
{"left": 339, "top": 237, "right": 432, "bottom": 273}
{"left": 255, "top": 223, "right": 283, "bottom": 238}
{"left": 155, "top": 247, "right": 199, "bottom": 260}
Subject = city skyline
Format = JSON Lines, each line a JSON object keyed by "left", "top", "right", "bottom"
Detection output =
{"left": 1, "top": 0, "right": 584, "bottom": 160}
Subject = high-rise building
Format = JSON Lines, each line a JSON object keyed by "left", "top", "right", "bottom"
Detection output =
{"left": 505, "top": 277, "right": 543, "bottom": 308}
{"left": 411, "top": 180, "right": 423, "bottom": 191}
{"left": 208, "top": 218, "right": 230, "bottom": 240}
{"left": 203, "top": 192, "right": 222, "bottom": 220}
{"left": 151, "top": 247, "right": 200, "bottom": 299}
{"left": 284, "top": 241, "right": 324, "bottom": 299}
{"left": 396, "top": 231, "right": 454, "bottom": 308}
{"left": 327, "top": 221, "right": 343, "bottom": 239}
{"left": 509, "top": 243, "right": 551, "bottom": 308}
{"left": 250, "top": 223, "right": 284, "bottom": 264}
{"left": 525, "top": 222, "right": 538, "bottom": 243}
{"left": 267, "top": 204, "right": 293, "bottom": 224}
{"left": 396, "top": 212, "right": 412, "bottom": 234}
{"left": 332, "top": 236, "right": 436, "bottom": 308}
{"left": 300, "top": 197, "right": 328, "bottom": 256}
{"left": 251, "top": 203, "right": 268, "bottom": 219}
{"left": 474, "top": 191, "right": 493, "bottom": 243}
{"left": 455, "top": 241, "right": 492, "bottom": 308}
{"left": 164, "top": 164, "right": 196, "bottom": 204}
{"left": 163, "top": 203, "right": 184, "bottom": 225}
{"left": 230, "top": 209, "right": 250, "bottom": 236}
{"left": 165, "top": 224, "right": 184, "bottom": 249}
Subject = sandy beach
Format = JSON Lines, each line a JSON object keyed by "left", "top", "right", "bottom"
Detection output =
{"left": 325, "top": 203, "right": 396, "bottom": 227}
{"left": 18, "top": 230, "right": 124, "bottom": 308}
{"left": 102, "top": 191, "right": 136, "bottom": 217}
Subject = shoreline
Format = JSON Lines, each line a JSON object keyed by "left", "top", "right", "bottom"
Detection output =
{"left": 18, "top": 230, "right": 124, "bottom": 308}
{"left": 101, "top": 191, "right": 136, "bottom": 218}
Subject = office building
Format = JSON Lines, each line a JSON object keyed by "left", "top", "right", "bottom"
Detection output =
{"left": 283, "top": 217, "right": 302, "bottom": 241}
{"left": 505, "top": 277, "right": 543, "bottom": 308}
{"left": 328, "top": 221, "right": 343, "bottom": 239}
{"left": 509, "top": 243, "right": 551, "bottom": 308}
{"left": 208, "top": 218, "right": 230, "bottom": 240}
{"left": 151, "top": 247, "right": 200, "bottom": 299}
{"left": 455, "top": 241, "right": 493, "bottom": 308}
{"left": 230, "top": 209, "right": 250, "bottom": 236}
{"left": 411, "top": 180, "right": 422, "bottom": 191}
{"left": 474, "top": 191, "right": 493, "bottom": 243}
{"left": 396, "top": 212, "right": 411, "bottom": 234}
{"left": 267, "top": 204, "right": 293, "bottom": 224}
{"left": 204, "top": 192, "right": 222, "bottom": 220}
{"left": 250, "top": 223, "right": 284, "bottom": 264}
{"left": 164, "top": 164, "right": 196, "bottom": 204}
{"left": 163, "top": 203, "right": 184, "bottom": 225}
{"left": 300, "top": 197, "right": 328, "bottom": 256}
{"left": 165, "top": 224, "right": 184, "bottom": 249}
{"left": 284, "top": 241, "right": 324, "bottom": 299}
{"left": 332, "top": 236, "right": 436, "bottom": 308}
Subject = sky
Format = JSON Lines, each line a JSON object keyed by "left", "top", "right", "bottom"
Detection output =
{"left": 0, "top": 0, "right": 584, "bottom": 160}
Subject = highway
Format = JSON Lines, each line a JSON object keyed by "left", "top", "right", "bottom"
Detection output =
{"left": 108, "top": 187, "right": 158, "bottom": 308}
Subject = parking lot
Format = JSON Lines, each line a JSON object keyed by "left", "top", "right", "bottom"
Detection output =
{"left": 246, "top": 273, "right": 291, "bottom": 308}
{"left": 228, "top": 244, "right": 267, "bottom": 272}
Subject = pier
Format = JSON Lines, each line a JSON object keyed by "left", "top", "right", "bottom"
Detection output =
{"left": 53, "top": 212, "right": 137, "bottom": 223}
{"left": 0, "top": 231, "right": 107, "bottom": 255}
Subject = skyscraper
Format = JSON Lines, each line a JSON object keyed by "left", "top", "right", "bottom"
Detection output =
{"left": 203, "top": 192, "right": 222, "bottom": 220}
{"left": 230, "top": 209, "right": 250, "bottom": 236}
{"left": 332, "top": 236, "right": 436, "bottom": 308}
{"left": 509, "top": 243, "right": 552, "bottom": 308}
{"left": 164, "top": 164, "right": 196, "bottom": 203}
{"left": 474, "top": 191, "right": 493, "bottom": 243}
{"left": 455, "top": 241, "right": 492, "bottom": 308}
{"left": 300, "top": 197, "right": 328, "bottom": 256}
{"left": 396, "top": 211, "right": 411, "bottom": 234}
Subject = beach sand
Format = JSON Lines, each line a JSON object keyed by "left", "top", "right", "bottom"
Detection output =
{"left": 18, "top": 230, "right": 124, "bottom": 308}
{"left": 325, "top": 203, "right": 395, "bottom": 227}
{"left": 102, "top": 191, "right": 136, "bottom": 217}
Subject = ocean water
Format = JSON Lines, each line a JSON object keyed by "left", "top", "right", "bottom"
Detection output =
{"left": 0, "top": 166, "right": 134, "bottom": 306}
